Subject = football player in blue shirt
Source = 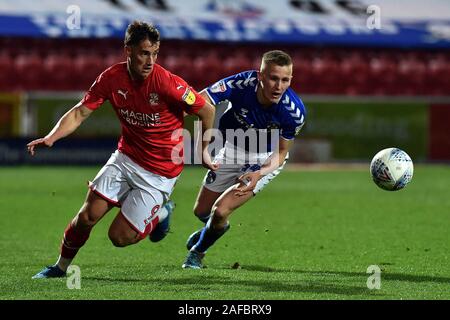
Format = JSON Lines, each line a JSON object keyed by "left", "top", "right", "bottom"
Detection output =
{"left": 182, "top": 50, "right": 306, "bottom": 269}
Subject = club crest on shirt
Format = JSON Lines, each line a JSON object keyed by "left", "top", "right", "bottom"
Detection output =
{"left": 210, "top": 80, "right": 226, "bottom": 93}
{"left": 149, "top": 93, "right": 159, "bottom": 105}
{"left": 182, "top": 88, "right": 196, "bottom": 105}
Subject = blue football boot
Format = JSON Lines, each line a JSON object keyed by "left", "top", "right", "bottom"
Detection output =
{"left": 32, "top": 265, "right": 66, "bottom": 279}
{"left": 182, "top": 250, "right": 205, "bottom": 269}
{"left": 149, "top": 200, "right": 175, "bottom": 242}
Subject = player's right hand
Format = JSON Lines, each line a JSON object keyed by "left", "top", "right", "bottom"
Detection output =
{"left": 235, "top": 170, "right": 261, "bottom": 196}
{"left": 27, "top": 137, "right": 53, "bottom": 156}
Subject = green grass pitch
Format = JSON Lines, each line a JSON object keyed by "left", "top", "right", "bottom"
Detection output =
{"left": 0, "top": 165, "right": 449, "bottom": 300}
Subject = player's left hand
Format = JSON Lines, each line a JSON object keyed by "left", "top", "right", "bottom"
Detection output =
{"left": 235, "top": 171, "right": 261, "bottom": 196}
{"left": 202, "top": 149, "right": 219, "bottom": 171}
{"left": 26, "top": 137, "right": 54, "bottom": 156}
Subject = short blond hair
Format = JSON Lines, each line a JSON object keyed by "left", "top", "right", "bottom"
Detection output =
{"left": 261, "top": 50, "right": 292, "bottom": 71}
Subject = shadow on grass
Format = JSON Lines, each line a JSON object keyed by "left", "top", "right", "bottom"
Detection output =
{"left": 77, "top": 262, "right": 450, "bottom": 298}
{"left": 83, "top": 273, "right": 376, "bottom": 297}
{"left": 240, "top": 265, "right": 450, "bottom": 285}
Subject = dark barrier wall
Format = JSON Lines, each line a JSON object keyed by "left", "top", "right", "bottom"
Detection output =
{"left": 0, "top": 94, "right": 449, "bottom": 164}
{"left": 429, "top": 104, "right": 450, "bottom": 161}
{"left": 0, "top": 93, "right": 21, "bottom": 137}
{"left": 299, "top": 101, "right": 428, "bottom": 162}
{"left": 0, "top": 138, "right": 117, "bottom": 165}
{"left": 33, "top": 99, "right": 120, "bottom": 138}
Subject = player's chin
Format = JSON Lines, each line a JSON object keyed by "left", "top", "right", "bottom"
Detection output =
{"left": 141, "top": 67, "right": 153, "bottom": 78}
{"left": 270, "top": 95, "right": 282, "bottom": 104}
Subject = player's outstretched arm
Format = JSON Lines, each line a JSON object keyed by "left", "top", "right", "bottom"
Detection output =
{"left": 27, "top": 103, "right": 93, "bottom": 156}
{"left": 235, "top": 138, "right": 294, "bottom": 196}
{"left": 194, "top": 95, "right": 218, "bottom": 171}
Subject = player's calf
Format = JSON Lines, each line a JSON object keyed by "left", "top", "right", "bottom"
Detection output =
{"left": 191, "top": 219, "right": 230, "bottom": 254}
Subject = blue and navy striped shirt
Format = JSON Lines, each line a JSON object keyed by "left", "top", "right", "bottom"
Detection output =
{"left": 206, "top": 70, "right": 306, "bottom": 151}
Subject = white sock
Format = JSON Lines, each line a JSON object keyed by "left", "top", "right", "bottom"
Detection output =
{"left": 55, "top": 255, "right": 73, "bottom": 272}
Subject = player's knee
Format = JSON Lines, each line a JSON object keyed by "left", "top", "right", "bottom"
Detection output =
{"left": 193, "top": 205, "right": 210, "bottom": 220}
{"left": 108, "top": 229, "right": 135, "bottom": 247}
{"left": 108, "top": 233, "right": 129, "bottom": 247}
{"left": 76, "top": 210, "right": 98, "bottom": 228}
{"left": 211, "top": 205, "right": 231, "bottom": 221}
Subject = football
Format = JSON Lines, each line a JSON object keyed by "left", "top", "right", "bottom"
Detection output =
{"left": 370, "top": 148, "right": 414, "bottom": 191}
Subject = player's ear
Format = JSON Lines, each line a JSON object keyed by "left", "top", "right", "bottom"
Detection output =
{"left": 256, "top": 70, "right": 262, "bottom": 81}
{"left": 124, "top": 45, "right": 132, "bottom": 57}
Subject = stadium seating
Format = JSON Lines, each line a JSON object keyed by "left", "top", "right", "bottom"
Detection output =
{"left": 0, "top": 37, "right": 449, "bottom": 96}
{"left": 0, "top": 52, "right": 15, "bottom": 90}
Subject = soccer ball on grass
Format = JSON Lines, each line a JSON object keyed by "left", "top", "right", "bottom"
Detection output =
{"left": 370, "top": 148, "right": 413, "bottom": 191}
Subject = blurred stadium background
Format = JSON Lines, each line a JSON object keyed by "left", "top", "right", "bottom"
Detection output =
{"left": 1, "top": 0, "right": 450, "bottom": 300}
{"left": 1, "top": 0, "right": 449, "bottom": 166}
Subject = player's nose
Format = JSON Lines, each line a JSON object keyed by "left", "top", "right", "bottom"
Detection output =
{"left": 274, "top": 80, "right": 282, "bottom": 90}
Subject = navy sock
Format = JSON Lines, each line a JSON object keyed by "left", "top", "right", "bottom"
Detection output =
{"left": 193, "top": 219, "right": 230, "bottom": 253}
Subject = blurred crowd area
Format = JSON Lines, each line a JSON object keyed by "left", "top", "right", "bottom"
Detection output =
{"left": 1, "top": 37, "right": 449, "bottom": 96}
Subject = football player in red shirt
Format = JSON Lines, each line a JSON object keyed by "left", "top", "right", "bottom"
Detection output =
{"left": 28, "top": 21, "right": 216, "bottom": 278}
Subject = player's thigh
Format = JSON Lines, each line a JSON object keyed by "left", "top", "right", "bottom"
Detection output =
{"left": 77, "top": 150, "right": 130, "bottom": 227}
{"left": 108, "top": 186, "right": 164, "bottom": 246}
{"left": 89, "top": 150, "right": 130, "bottom": 206}
{"left": 196, "top": 165, "right": 242, "bottom": 214}
{"left": 118, "top": 187, "right": 165, "bottom": 239}
{"left": 202, "top": 166, "right": 242, "bottom": 193}
{"left": 193, "top": 186, "right": 222, "bottom": 216}
{"left": 212, "top": 159, "right": 287, "bottom": 220}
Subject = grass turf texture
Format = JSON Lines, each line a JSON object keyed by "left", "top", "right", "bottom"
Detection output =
{"left": 0, "top": 165, "right": 449, "bottom": 300}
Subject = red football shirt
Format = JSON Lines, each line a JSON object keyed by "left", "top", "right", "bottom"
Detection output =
{"left": 80, "top": 62, "right": 205, "bottom": 178}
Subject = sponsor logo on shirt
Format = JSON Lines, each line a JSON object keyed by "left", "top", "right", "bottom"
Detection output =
{"left": 210, "top": 80, "right": 226, "bottom": 93}
{"left": 295, "top": 123, "right": 304, "bottom": 135}
{"left": 119, "top": 108, "right": 161, "bottom": 127}
{"left": 182, "top": 88, "right": 196, "bottom": 105}
{"left": 117, "top": 89, "right": 128, "bottom": 100}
